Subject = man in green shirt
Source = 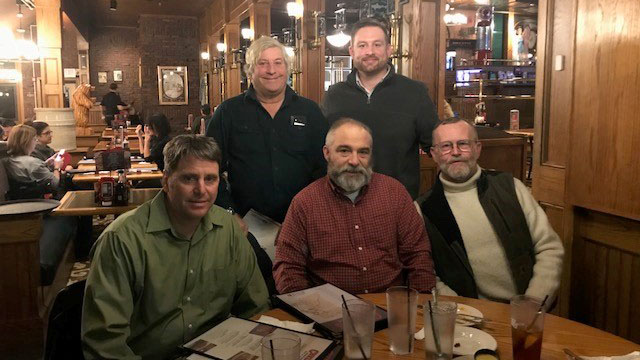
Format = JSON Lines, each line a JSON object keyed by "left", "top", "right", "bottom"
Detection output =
{"left": 81, "top": 135, "right": 270, "bottom": 360}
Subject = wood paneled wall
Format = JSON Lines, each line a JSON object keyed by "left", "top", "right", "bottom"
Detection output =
{"left": 534, "top": 0, "right": 640, "bottom": 342}
{"left": 36, "top": 0, "right": 65, "bottom": 108}
{"left": 566, "top": 0, "right": 640, "bottom": 221}
{"left": 571, "top": 210, "right": 640, "bottom": 344}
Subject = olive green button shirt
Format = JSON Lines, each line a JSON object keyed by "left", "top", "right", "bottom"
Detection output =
{"left": 81, "top": 191, "right": 270, "bottom": 360}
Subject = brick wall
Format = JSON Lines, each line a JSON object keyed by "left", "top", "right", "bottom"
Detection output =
{"left": 89, "top": 26, "right": 141, "bottom": 116}
{"left": 138, "top": 15, "right": 200, "bottom": 133}
{"left": 89, "top": 15, "right": 200, "bottom": 134}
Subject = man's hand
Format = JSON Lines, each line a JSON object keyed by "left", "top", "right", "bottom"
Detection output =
{"left": 234, "top": 214, "right": 249, "bottom": 236}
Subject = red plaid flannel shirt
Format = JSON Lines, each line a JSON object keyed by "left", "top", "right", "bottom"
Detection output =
{"left": 273, "top": 173, "right": 436, "bottom": 294}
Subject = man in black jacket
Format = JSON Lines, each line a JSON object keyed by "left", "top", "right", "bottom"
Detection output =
{"left": 321, "top": 17, "right": 439, "bottom": 199}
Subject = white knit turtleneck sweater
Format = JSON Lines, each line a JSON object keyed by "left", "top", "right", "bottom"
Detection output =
{"left": 435, "top": 167, "right": 564, "bottom": 303}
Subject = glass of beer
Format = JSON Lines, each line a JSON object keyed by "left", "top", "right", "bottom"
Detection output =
{"left": 511, "top": 295, "right": 545, "bottom": 360}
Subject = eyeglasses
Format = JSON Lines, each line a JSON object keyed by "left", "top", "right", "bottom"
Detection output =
{"left": 42, "top": 131, "right": 52, "bottom": 135}
{"left": 432, "top": 139, "right": 477, "bottom": 154}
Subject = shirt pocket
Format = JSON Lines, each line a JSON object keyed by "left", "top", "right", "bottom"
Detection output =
{"left": 231, "top": 120, "right": 264, "bottom": 154}
{"left": 285, "top": 120, "right": 309, "bottom": 153}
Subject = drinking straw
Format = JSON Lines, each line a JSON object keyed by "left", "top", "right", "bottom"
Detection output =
{"left": 428, "top": 300, "right": 442, "bottom": 355}
{"left": 525, "top": 295, "right": 549, "bottom": 332}
{"left": 406, "top": 280, "right": 412, "bottom": 351}
{"left": 270, "top": 339, "right": 276, "bottom": 360}
{"left": 341, "top": 295, "right": 368, "bottom": 360}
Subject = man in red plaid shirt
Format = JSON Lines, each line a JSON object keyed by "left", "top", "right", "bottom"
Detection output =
{"left": 273, "top": 118, "right": 436, "bottom": 294}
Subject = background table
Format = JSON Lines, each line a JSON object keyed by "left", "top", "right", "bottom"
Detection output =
{"left": 93, "top": 139, "right": 140, "bottom": 153}
{"left": 71, "top": 168, "right": 162, "bottom": 184}
{"left": 52, "top": 188, "right": 160, "bottom": 216}
{"left": 264, "top": 293, "right": 639, "bottom": 360}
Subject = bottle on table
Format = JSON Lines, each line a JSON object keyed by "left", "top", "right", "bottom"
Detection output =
{"left": 115, "top": 169, "right": 129, "bottom": 206}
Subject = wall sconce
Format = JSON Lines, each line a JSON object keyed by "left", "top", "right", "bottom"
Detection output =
{"left": 213, "top": 42, "right": 226, "bottom": 73}
{"left": 307, "top": 11, "right": 326, "bottom": 50}
{"left": 286, "top": 2, "right": 304, "bottom": 19}
{"left": 200, "top": 51, "right": 210, "bottom": 60}
{"left": 231, "top": 48, "right": 244, "bottom": 68}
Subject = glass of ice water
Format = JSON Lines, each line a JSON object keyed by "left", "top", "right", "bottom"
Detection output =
{"left": 342, "top": 299, "right": 376, "bottom": 360}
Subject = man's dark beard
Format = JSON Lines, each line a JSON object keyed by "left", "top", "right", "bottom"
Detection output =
{"left": 328, "top": 163, "right": 373, "bottom": 192}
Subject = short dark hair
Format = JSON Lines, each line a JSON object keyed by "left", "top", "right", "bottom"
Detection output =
{"left": 350, "top": 17, "right": 391, "bottom": 45}
{"left": 31, "top": 121, "right": 50, "bottom": 136}
{"left": 147, "top": 113, "right": 171, "bottom": 138}
{"left": 325, "top": 117, "right": 373, "bottom": 146}
{"left": 0, "top": 118, "right": 17, "bottom": 127}
{"left": 201, "top": 104, "right": 211, "bottom": 116}
{"left": 109, "top": 83, "right": 118, "bottom": 90}
{"left": 431, "top": 117, "right": 478, "bottom": 143}
{"left": 163, "top": 135, "right": 222, "bottom": 177}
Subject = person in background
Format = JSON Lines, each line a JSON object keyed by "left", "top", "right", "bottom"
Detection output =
{"left": 101, "top": 83, "right": 129, "bottom": 128}
{"left": 321, "top": 17, "right": 439, "bottom": 199}
{"left": 82, "top": 135, "right": 269, "bottom": 360}
{"left": 1, "top": 118, "right": 16, "bottom": 141}
{"left": 72, "top": 84, "right": 95, "bottom": 134}
{"left": 418, "top": 118, "right": 564, "bottom": 304}
{"left": 136, "top": 113, "right": 172, "bottom": 171}
{"left": 4, "top": 124, "right": 65, "bottom": 194}
{"left": 192, "top": 104, "right": 212, "bottom": 135}
{"left": 273, "top": 118, "right": 436, "bottom": 294}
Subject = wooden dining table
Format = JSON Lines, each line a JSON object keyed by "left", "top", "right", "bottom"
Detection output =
{"left": 52, "top": 188, "right": 160, "bottom": 216}
{"left": 102, "top": 127, "right": 138, "bottom": 138}
{"left": 263, "top": 293, "right": 639, "bottom": 360}
{"left": 71, "top": 168, "right": 163, "bottom": 184}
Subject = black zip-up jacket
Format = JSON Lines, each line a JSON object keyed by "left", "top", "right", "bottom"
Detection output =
{"left": 321, "top": 67, "right": 439, "bottom": 199}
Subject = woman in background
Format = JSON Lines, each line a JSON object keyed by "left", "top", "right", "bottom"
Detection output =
{"left": 136, "top": 113, "right": 171, "bottom": 171}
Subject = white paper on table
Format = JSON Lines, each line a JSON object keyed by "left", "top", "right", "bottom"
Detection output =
{"left": 256, "top": 315, "right": 315, "bottom": 334}
{"left": 242, "top": 209, "right": 281, "bottom": 261}
{"left": 583, "top": 352, "right": 640, "bottom": 360}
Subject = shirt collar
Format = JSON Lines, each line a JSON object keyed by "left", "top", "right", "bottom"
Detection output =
{"left": 352, "top": 65, "right": 393, "bottom": 94}
{"left": 326, "top": 176, "right": 370, "bottom": 203}
{"left": 145, "top": 191, "right": 225, "bottom": 239}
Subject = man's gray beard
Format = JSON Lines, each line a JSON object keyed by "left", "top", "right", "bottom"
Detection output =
{"left": 439, "top": 161, "right": 477, "bottom": 183}
{"left": 329, "top": 163, "right": 373, "bottom": 192}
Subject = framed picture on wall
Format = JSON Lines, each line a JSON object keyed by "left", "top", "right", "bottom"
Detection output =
{"left": 113, "top": 70, "right": 123, "bottom": 82}
{"left": 157, "top": 66, "right": 188, "bottom": 105}
{"left": 98, "top": 71, "right": 108, "bottom": 84}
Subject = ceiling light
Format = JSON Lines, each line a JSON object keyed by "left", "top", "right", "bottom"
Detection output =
{"left": 17, "top": 5, "right": 24, "bottom": 18}
{"left": 216, "top": 42, "right": 226, "bottom": 52}
{"left": 200, "top": 51, "right": 210, "bottom": 60}
{"left": 326, "top": 31, "right": 351, "bottom": 48}
{"left": 241, "top": 28, "right": 254, "bottom": 40}
{"left": 110, "top": 0, "right": 117, "bottom": 11}
{"left": 286, "top": 2, "right": 304, "bottom": 19}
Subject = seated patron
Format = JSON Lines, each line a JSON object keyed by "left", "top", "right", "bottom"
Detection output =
{"left": 29, "top": 121, "right": 73, "bottom": 171}
{"left": 273, "top": 118, "right": 436, "bottom": 294}
{"left": 81, "top": 135, "right": 270, "bottom": 360}
{"left": 4, "top": 124, "right": 65, "bottom": 196}
{"left": 418, "top": 118, "right": 564, "bottom": 303}
{"left": 1, "top": 118, "right": 16, "bottom": 141}
{"left": 136, "top": 113, "right": 172, "bottom": 171}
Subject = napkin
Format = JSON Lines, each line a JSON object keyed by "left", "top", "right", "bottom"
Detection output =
{"left": 581, "top": 352, "right": 640, "bottom": 360}
{"left": 256, "top": 315, "right": 315, "bottom": 334}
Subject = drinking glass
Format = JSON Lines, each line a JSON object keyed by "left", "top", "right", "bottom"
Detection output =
{"left": 386, "top": 286, "right": 419, "bottom": 354}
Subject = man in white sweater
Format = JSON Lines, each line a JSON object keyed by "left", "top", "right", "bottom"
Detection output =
{"left": 418, "top": 118, "right": 564, "bottom": 304}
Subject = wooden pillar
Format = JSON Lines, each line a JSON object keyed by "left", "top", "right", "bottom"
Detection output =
{"left": 0, "top": 214, "right": 44, "bottom": 356}
{"left": 299, "top": 0, "right": 325, "bottom": 103}
{"left": 224, "top": 22, "right": 242, "bottom": 98}
{"left": 249, "top": 0, "right": 272, "bottom": 38}
{"left": 35, "top": 0, "right": 64, "bottom": 108}
{"left": 402, "top": 0, "right": 445, "bottom": 118}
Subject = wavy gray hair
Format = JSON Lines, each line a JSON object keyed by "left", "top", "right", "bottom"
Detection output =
{"left": 244, "top": 36, "right": 292, "bottom": 79}
{"left": 163, "top": 134, "right": 222, "bottom": 177}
